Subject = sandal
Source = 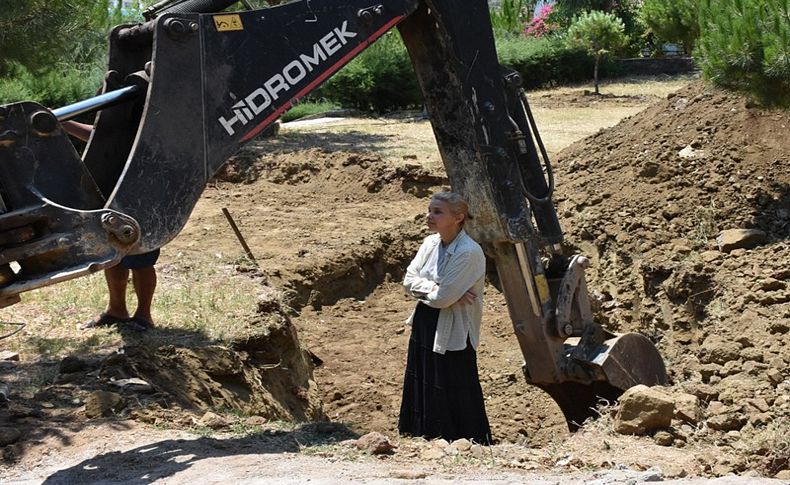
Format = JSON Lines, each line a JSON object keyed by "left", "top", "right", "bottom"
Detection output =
{"left": 123, "top": 316, "right": 153, "bottom": 332}
{"left": 79, "top": 312, "right": 125, "bottom": 330}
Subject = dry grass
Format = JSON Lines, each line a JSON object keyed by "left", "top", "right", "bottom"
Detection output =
{"left": 0, "top": 254, "right": 260, "bottom": 360}
{"left": 530, "top": 74, "right": 699, "bottom": 99}
{"left": 283, "top": 75, "right": 697, "bottom": 161}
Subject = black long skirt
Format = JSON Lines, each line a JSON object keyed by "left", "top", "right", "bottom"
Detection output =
{"left": 398, "top": 302, "right": 492, "bottom": 444}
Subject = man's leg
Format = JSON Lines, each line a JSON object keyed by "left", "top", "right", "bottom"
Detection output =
{"left": 131, "top": 266, "right": 156, "bottom": 326}
{"left": 105, "top": 265, "right": 131, "bottom": 319}
{"left": 80, "top": 264, "right": 130, "bottom": 329}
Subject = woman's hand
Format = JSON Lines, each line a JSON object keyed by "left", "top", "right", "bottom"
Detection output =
{"left": 458, "top": 289, "right": 477, "bottom": 305}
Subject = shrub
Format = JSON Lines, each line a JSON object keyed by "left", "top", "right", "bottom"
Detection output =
{"left": 314, "top": 31, "right": 421, "bottom": 112}
{"left": 696, "top": 0, "right": 790, "bottom": 106}
{"left": 497, "top": 35, "right": 616, "bottom": 89}
{"left": 565, "top": 11, "right": 628, "bottom": 93}
{"left": 525, "top": 3, "right": 560, "bottom": 38}
{"left": 639, "top": 0, "right": 700, "bottom": 53}
{"left": 0, "top": 62, "right": 104, "bottom": 107}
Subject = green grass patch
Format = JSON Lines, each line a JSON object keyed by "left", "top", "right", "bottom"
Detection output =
{"left": 282, "top": 100, "right": 340, "bottom": 122}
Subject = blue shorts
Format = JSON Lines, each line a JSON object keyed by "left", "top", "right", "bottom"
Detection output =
{"left": 121, "top": 248, "right": 160, "bottom": 270}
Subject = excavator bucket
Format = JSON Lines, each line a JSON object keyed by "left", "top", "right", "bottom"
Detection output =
{"left": 540, "top": 333, "right": 668, "bottom": 429}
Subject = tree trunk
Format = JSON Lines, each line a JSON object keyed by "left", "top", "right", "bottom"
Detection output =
{"left": 594, "top": 54, "right": 600, "bottom": 95}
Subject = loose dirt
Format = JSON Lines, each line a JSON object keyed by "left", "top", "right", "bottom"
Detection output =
{"left": 1, "top": 78, "right": 788, "bottom": 483}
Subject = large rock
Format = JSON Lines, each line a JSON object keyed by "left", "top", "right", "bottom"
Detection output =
{"left": 698, "top": 334, "right": 741, "bottom": 365}
{"left": 614, "top": 385, "right": 675, "bottom": 435}
{"left": 84, "top": 391, "right": 126, "bottom": 418}
{"left": 198, "top": 411, "right": 230, "bottom": 429}
{"left": 355, "top": 431, "right": 395, "bottom": 454}
{"left": 716, "top": 229, "right": 767, "bottom": 252}
{"left": 673, "top": 392, "right": 702, "bottom": 424}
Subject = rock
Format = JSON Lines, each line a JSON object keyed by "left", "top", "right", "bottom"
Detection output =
{"left": 749, "top": 412, "right": 771, "bottom": 426}
{"left": 746, "top": 397, "right": 771, "bottom": 413}
{"left": 740, "top": 347, "right": 764, "bottom": 362}
{"left": 654, "top": 430, "right": 674, "bottom": 446}
{"left": 0, "top": 351, "right": 19, "bottom": 361}
{"left": 712, "top": 462, "right": 735, "bottom": 476}
{"left": 432, "top": 438, "right": 450, "bottom": 449}
{"left": 701, "top": 251, "right": 722, "bottom": 263}
{"left": 760, "top": 278, "right": 786, "bottom": 291}
{"left": 84, "top": 391, "right": 126, "bottom": 418}
{"left": 614, "top": 385, "right": 674, "bottom": 435}
{"left": 244, "top": 416, "right": 267, "bottom": 426}
{"left": 450, "top": 438, "right": 472, "bottom": 452}
{"left": 59, "top": 356, "right": 92, "bottom": 374}
{"left": 686, "top": 383, "right": 719, "bottom": 402}
{"left": 470, "top": 444, "right": 486, "bottom": 458}
{"left": 698, "top": 334, "right": 741, "bottom": 365}
{"left": 707, "top": 413, "right": 748, "bottom": 431}
{"left": 678, "top": 145, "right": 707, "bottom": 159}
{"left": 661, "top": 463, "right": 687, "bottom": 478}
{"left": 775, "top": 470, "right": 790, "bottom": 480}
{"left": 355, "top": 432, "right": 394, "bottom": 455}
{"left": 388, "top": 470, "right": 427, "bottom": 479}
{"left": 198, "top": 411, "right": 230, "bottom": 429}
{"left": 0, "top": 426, "right": 21, "bottom": 445}
{"left": 716, "top": 229, "right": 767, "bottom": 252}
{"left": 420, "top": 447, "right": 445, "bottom": 460}
{"left": 769, "top": 320, "right": 790, "bottom": 334}
{"left": 767, "top": 368, "right": 784, "bottom": 385}
{"left": 109, "top": 378, "right": 154, "bottom": 393}
{"left": 673, "top": 393, "right": 702, "bottom": 424}
{"left": 662, "top": 203, "right": 682, "bottom": 220}
{"left": 700, "top": 363, "right": 722, "bottom": 381}
{"left": 718, "top": 374, "right": 766, "bottom": 402}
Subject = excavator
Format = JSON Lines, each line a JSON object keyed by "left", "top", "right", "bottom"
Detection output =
{"left": 0, "top": 0, "right": 667, "bottom": 429}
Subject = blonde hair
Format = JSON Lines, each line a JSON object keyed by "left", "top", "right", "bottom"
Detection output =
{"left": 431, "top": 191, "right": 472, "bottom": 225}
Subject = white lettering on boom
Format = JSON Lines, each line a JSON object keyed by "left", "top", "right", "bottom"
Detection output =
{"left": 218, "top": 21, "right": 358, "bottom": 136}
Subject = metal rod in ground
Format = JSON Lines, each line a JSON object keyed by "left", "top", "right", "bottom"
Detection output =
{"left": 221, "top": 208, "right": 258, "bottom": 266}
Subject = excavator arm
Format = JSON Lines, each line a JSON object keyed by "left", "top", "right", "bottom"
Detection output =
{"left": 0, "top": 0, "right": 666, "bottom": 428}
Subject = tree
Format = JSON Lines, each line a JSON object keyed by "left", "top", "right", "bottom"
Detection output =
{"left": 565, "top": 10, "right": 627, "bottom": 94}
{"left": 550, "top": 0, "right": 644, "bottom": 55}
{"left": 696, "top": 0, "right": 790, "bottom": 106}
{"left": 639, "top": 0, "right": 700, "bottom": 54}
{"left": 0, "top": 1, "right": 149, "bottom": 105}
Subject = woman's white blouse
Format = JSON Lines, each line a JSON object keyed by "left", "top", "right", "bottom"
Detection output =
{"left": 403, "top": 229, "right": 485, "bottom": 354}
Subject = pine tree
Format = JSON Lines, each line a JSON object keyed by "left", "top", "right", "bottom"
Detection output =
{"left": 697, "top": 0, "right": 790, "bottom": 105}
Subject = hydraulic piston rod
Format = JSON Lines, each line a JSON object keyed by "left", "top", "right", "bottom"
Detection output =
{"left": 52, "top": 85, "right": 143, "bottom": 122}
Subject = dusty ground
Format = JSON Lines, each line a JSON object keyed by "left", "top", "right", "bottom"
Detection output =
{"left": 1, "top": 75, "right": 789, "bottom": 483}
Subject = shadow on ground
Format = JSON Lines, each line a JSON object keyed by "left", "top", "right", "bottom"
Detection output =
{"left": 40, "top": 422, "right": 357, "bottom": 485}
{"left": 0, "top": 313, "right": 323, "bottom": 466}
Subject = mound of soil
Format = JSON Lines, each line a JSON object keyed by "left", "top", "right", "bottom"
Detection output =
{"left": 554, "top": 81, "right": 789, "bottom": 475}
{"left": 124, "top": 291, "right": 323, "bottom": 423}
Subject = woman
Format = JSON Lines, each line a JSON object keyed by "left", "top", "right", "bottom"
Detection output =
{"left": 398, "top": 191, "right": 491, "bottom": 445}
